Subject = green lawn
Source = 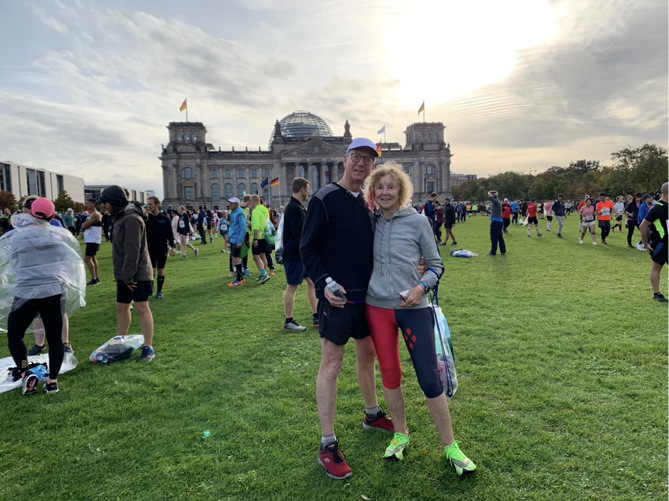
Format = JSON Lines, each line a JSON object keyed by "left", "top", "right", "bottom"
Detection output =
{"left": 1, "top": 215, "right": 667, "bottom": 500}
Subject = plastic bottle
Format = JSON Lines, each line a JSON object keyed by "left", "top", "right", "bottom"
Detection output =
{"left": 325, "top": 277, "right": 347, "bottom": 304}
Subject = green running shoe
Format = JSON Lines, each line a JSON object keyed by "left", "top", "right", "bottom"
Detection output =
{"left": 444, "top": 441, "right": 476, "bottom": 476}
{"left": 384, "top": 432, "right": 410, "bottom": 461}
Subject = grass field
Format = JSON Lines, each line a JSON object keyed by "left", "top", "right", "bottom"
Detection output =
{"left": 1, "top": 214, "right": 667, "bottom": 500}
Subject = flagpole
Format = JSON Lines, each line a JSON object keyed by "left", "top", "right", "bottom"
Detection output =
{"left": 384, "top": 126, "right": 386, "bottom": 143}
{"left": 423, "top": 99, "right": 425, "bottom": 123}
{"left": 186, "top": 98, "right": 188, "bottom": 122}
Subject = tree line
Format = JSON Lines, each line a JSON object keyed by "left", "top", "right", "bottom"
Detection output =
{"left": 451, "top": 143, "right": 667, "bottom": 202}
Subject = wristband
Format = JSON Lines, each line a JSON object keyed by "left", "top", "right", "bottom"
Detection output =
{"left": 419, "top": 280, "right": 430, "bottom": 294}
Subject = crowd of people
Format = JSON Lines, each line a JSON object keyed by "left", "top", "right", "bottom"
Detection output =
{"left": 1, "top": 136, "right": 666, "bottom": 483}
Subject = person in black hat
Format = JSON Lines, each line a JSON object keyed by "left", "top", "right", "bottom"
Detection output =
{"left": 98, "top": 185, "right": 155, "bottom": 362}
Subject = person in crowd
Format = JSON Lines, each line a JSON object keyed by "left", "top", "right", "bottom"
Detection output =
{"left": 263, "top": 199, "right": 276, "bottom": 276}
{"left": 176, "top": 206, "right": 198, "bottom": 258}
{"left": 552, "top": 194, "right": 565, "bottom": 238}
{"left": 595, "top": 193, "right": 614, "bottom": 244}
{"left": 282, "top": 177, "right": 318, "bottom": 331}
{"left": 196, "top": 206, "right": 207, "bottom": 244}
{"left": 423, "top": 192, "right": 437, "bottom": 230}
{"left": 625, "top": 193, "right": 642, "bottom": 249}
{"left": 226, "top": 197, "right": 247, "bottom": 287}
{"left": 204, "top": 205, "right": 214, "bottom": 243}
{"left": 578, "top": 197, "right": 597, "bottom": 245}
{"left": 363, "top": 162, "right": 476, "bottom": 475}
{"left": 146, "top": 197, "right": 175, "bottom": 300}
{"left": 441, "top": 198, "right": 457, "bottom": 245}
{"left": 217, "top": 211, "right": 229, "bottom": 253}
{"left": 98, "top": 185, "right": 155, "bottom": 362}
{"left": 526, "top": 200, "right": 542, "bottom": 237}
{"left": 64, "top": 208, "right": 76, "bottom": 235}
{"left": 240, "top": 195, "right": 252, "bottom": 278}
{"left": 102, "top": 211, "right": 112, "bottom": 241}
{"left": 4, "top": 197, "right": 85, "bottom": 394}
{"left": 487, "top": 190, "right": 506, "bottom": 256}
{"left": 510, "top": 200, "right": 519, "bottom": 225}
{"left": 544, "top": 198, "right": 554, "bottom": 232}
{"left": 639, "top": 182, "right": 668, "bottom": 302}
{"left": 501, "top": 198, "right": 512, "bottom": 234}
{"left": 301, "top": 137, "right": 393, "bottom": 480}
{"left": 636, "top": 194, "right": 654, "bottom": 250}
{"left": 81, "top": 199, "right": 103, "bottom": 286}
{"left": 250, "top": 194, "right": 271, "bottom": 284}
{"left": 612, "top": 196, "right": 625, "bottom": 233}
{"left": 433, "top": 201, "right": 444, "bottom": 242}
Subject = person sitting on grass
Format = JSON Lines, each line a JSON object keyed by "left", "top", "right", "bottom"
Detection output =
{"left": 363, "top": 163, "right": 476, "bottom": 476}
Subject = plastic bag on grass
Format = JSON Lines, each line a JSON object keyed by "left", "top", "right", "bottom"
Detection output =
{"left": 90, "top": 335, "right": 144, "bottom": 364}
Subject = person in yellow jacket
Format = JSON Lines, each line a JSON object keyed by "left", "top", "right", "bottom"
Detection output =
{"left": 250, "top": 194, "right": 271, "bottom": 284}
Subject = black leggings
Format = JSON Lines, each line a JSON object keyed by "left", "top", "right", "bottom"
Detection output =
{"left": 627, "top": 221, "right": 637, "bottom": 246}
{"left": 7, "top": 294, "right": 64, "bottom": 379}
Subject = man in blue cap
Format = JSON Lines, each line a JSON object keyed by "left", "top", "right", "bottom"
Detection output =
{"left": 301, "top": 137, "right": 393, "bottom": 480}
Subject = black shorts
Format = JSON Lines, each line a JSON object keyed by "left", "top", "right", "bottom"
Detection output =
{"left": 149, "top": 248, "right": 168, "bottom": 270}
{"left": 85, "top": 243, "right": 100, "bottom": 256}
{"left": 546, "top": 216, "right": 553, "bottom": 221}
{"left": 230, "top": 243, "right": 242, "bottom": 258}
{"left": 651, "top": 241, "right": 668, "bottom": 265}
{"left": 444, "top": 222, "right": 453, "bottom": 229}
{"left": 598, "top": 220, "right": 611, "bottom": 229}
{"left": 116, "top": 281, "right": 153, "bottom": 304}
{"left": 284, "top": 260, "right": 306, "bottom": 286}
{"left": 251, "top": 239, "right": 267, "bottom": 255}
{"left": 527, "top": 217, "right": 538, "bottom": 225}
{"left": 318, "top": 300, "right": 369, "bottom": 345}
{"left": 615, "top": 215, "right": 623, "bottom": 221}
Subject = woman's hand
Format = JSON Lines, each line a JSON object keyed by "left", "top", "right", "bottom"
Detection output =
{"left": 399, "top": 285, "right": 424, "bottom": 308}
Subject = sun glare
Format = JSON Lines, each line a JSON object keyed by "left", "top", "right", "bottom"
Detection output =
{"left": 383, "top": 0, "right": 556, "bottom": 108}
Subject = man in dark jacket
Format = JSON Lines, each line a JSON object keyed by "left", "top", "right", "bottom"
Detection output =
{"left": 146, "top": 196, "right": 175, "bottom": 300}
{"left": 98, "top": 185, "right": 155, "bottom": 362}
{"left": 281, "top": 177, "right": 318, "bottom": 332}
{"left": 441, "top": 198, "right": 457, "bottom": 245}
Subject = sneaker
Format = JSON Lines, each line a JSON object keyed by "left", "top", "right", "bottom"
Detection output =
{"left": 593, "top": 242, "right": 597, "bottom": 246}
{"left": 228, "top": 271, "right": 235, "bottom": 277}
{"left": 312, "top": 315, "right": 319, "bottom": 328}
{"left": 63, "top": 343, "right": 73, "bottom": 353}
{"left": 221, "top": 249, "right": 227, "bottom": 253}
{"left": 27, "top": 344, "right": 46, "bottom": 356}
{"left": 579, "top": 240, "right": 584, "bottom": 244}
{"left": 243, "top": 268, "right": 250, "bottom": 278}
{"left": 137, "top": 346, "right": 155, "bottom": 362}
{"left": 384, "top": 432, "right": 410, "bottom": 461}
{"left": 86, "top": 279, "right": 99, "bottom": 286}
{"left": 227, "top": 279, "right": 245, "bottom": 287}
{"left": 283, "top": 320, "right": 307, "bottom": 332}
{"left": 268, "top": 270, "right": 275, "bottom": 276}
{"left": 194, "top": 248, "right": 199, "bottom": 257}
{"left": 362, "top": 409, "right": 394, "bottom": 432}
{"left": 209, "top": 238, "right": 213, "bottom": 243}
{"left": 444, "top": 441, "right": 476, "bottom": 476}
{"left": 44, "top": 381, "right": 59, "bottom": 394}
{"left": 22, "top": 371, "right": 39, "bottom": 396}
{"left": 537, "top": 233, "right": 542, "bottom": 237}
{"left": 527, "top": 234, "right": 531, "bottom": 238}
{"left": 156, "top": 292, "right": 165, "bottom": 300}
{"left": 318, "top": 441, "right": 352, "bottom": 480}
{"left": 653, "top": 293, "right": 669, "bottom": 303}
{"left": 636, "top": 243, "right": 645, "bottom": 251}
{"left": 451, "top": 242, "right": 458, "bottom": 245}
{"left": 557, "top": 234, "right": 562, "bottom": 238}
{"left": 258, "top": 274, "right": 271, "bottom": 285}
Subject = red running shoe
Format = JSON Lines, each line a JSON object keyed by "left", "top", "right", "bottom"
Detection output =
{"left": 318, "top": 441, "right": 352, "bottom": 479}
{"left": 362, "top": 409, "right": 394, "bottom": 432}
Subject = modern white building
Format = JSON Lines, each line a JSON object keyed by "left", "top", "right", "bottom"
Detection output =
{"left": 0, "top": 161, "right": 84, "bottom": 203}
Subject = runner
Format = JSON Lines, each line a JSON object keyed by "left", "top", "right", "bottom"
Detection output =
{"left": 578, "top": 198, "right": 597, "bottom": 245}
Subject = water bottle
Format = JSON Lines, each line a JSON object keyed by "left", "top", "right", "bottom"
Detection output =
{"left": 325, "top": 277, "right": 347, "bottom": 304}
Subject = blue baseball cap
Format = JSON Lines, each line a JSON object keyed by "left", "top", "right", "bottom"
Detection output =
{"left": 346, "top": 137, "right": 379, "bottom": 157}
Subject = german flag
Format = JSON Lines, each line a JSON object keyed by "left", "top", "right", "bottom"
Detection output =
{"left": 269, "top": 177, "right": 279, "bottom": 187}
{"left": 180, "top": 98, "right": 187, "bottom": 112}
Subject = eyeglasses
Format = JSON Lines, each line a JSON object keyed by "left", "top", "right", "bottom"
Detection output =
{"left": 348, "top": 152, "right": 375, "bottom": 166}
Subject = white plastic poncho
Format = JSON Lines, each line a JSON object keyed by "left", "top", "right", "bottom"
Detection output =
{"left": 0, "top": 213, "right": 86, "bottom": 331}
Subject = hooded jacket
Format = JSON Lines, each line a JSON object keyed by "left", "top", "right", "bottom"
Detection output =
{"left": 111, "top": 202, "right": 153, "bottom": 284}
{"left": 366, "top": 205, "right": 443, "bottom": 309}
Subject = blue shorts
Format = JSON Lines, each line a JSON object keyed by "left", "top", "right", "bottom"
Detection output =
{"left": 284, "top": 260, "right": 306, "bottom": 286}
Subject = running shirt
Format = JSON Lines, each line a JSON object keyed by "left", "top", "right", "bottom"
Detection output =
{"left": 596, "top": 200, "right": 615, "bottom": 221}
{"left": 543, "top": 201, "right": 553, "bottom": 216}
{"left": 614, "top": 202, "right": 625, "bottom": 216}
{"left": 527, "top": 204, "right": 537, "bottom": 218}
{"left": 579, "top": 205, "right": 596, "bottom": 222}
{"left": 83, "top": 211, "right": 102, "bottom": 244}
{"left": 645, "top": 202, "right": 667, "bottom": 246}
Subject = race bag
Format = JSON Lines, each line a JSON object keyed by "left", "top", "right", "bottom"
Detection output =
{"left": 430, "top": 290, "right": 458, "bottom": 399}
{"left": 274, "top": 213, "right": 285, "bottom": 264}
{"left": 90, "top": 335, "right": 144, "bottom": 364}
{"left": 264, "top": 219, "right": 276, "bottom": 245}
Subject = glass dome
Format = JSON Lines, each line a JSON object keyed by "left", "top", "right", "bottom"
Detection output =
{"left": 268, "top": 110, "right": 333, "bottom": 146}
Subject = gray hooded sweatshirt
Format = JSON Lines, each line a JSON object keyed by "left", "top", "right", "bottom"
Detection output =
{"left": 366, "top": 205, "right": 443, "bottom": 309}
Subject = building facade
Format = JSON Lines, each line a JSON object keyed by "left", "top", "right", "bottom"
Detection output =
{"left": 160, "top": 111, "right": 453, "bottom": 209}
{"left": 0, "top": 161, "right": 84, "bottom": 203}
{"left": 84, "top": 185, "right": 151, "bottom": 205}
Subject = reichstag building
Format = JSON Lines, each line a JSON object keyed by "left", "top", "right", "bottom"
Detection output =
{"left": 160, "top": 111, "right": 453, "bottom": 209}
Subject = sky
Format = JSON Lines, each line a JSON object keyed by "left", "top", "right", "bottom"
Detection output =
{"left": 1, "top": 0, "right": 666, "bottom": 199}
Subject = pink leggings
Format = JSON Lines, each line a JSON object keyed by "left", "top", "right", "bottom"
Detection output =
{"left": 366, "top": 304, "right": 443, "bottom": 399}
